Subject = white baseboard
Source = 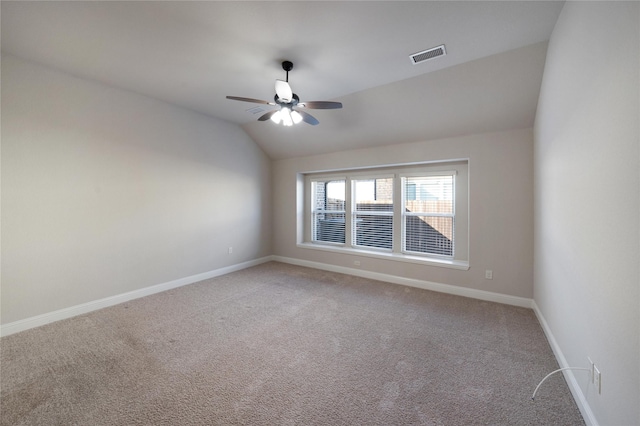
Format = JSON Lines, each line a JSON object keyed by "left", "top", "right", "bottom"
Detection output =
{"left": 2, "top": 255, "right": 593, "bottom": 425}
{"left": 275, "top": 256, "right": 598, "bottom": 422}
{"left": 0, "top": 256, "right": 274, "bottom": 337}
{"left": 1, "top": 255, "right": 531, "bottom": 336}
{"left": 272, "top": 256, "right": 533, "bottom": 308}
{"left": 532, "top": 301, "right": 598, "bottom": 426}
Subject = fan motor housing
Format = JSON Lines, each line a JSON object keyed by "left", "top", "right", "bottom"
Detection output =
{"left": 275, "top": 93, "right": 299, "bottom": 106}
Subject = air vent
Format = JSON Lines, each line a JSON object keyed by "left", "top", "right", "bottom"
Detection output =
{"left": 246, "top": 106, "right": 265, "bottom": 115}
{"left": 410, "top": 44, "right": 446, "bottom": 65}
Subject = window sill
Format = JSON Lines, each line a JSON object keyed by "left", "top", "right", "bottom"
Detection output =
{"left": 297, "top": 242, "right": 470, "bottom": 271}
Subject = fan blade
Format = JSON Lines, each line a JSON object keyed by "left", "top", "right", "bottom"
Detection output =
{"left": 298, "top": 101, "right": 343, "bottom": 109}
{"left": 226, "top": 96, "right": 275, "bottom": 105}
{"left": 297, "top": 110, "right": 319, "bottom": 125}
{"left": 275, "top": 80, "right": 293, "bottom": 102}
{"left": 257, "top": 110, "right": 278, "bottom": 122}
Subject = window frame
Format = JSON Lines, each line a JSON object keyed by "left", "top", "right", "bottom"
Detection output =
{"left": 299, "top": 161, "right": 469, "bottom": 271}
{"left": 310, "top": 177, "right": 347, "bottom": 246}
{"left": 401, "top": 171, "right": 456, "bottom": 259}
{"left": 351, "top": 174, "right": 395, "bottom": 252}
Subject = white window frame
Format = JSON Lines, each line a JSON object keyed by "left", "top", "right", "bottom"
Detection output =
{"left": 299, "top": 161, "right": 469, "bottom": 271}
{"left": 351, "top": 174, "right": 395, "bottom": 252}
{"left": 310, "top": 177, "right": 347, "bottom": 246}
{"left": 401, "top": 172, "right": 456, "bottom": 259}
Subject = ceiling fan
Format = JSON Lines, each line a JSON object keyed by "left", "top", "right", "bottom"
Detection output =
{"left": 226, "top": 61, "right": 342, "bottom": 126}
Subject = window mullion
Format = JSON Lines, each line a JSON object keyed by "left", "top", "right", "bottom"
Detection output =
{"left": 393, "top": 175, "right": 403, "bottom": 254}
{"left": 345, "top": 178, "right": 353, "bottom": 247}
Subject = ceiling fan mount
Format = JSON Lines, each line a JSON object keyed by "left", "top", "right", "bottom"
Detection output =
{"left": 281, "top": 60, "right": 293, "bottom": 73}
{"left": 226, "top": 60, "right": 342, "bottom": 126}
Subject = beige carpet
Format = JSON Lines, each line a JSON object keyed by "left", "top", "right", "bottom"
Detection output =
{"left": 1, "top": 262, "right": 584, "bottom": 425}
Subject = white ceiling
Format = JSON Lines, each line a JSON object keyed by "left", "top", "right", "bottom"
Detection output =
{"left": 1, "top": 1, "right": 564, "bottom": 159}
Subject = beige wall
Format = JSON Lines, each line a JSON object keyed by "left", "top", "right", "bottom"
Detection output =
{"left": 272, "top": 128, "right": 534, "bottom": 298}
{"left": 1, "top": 54, "right": 272, "bottom": 324}
{"left": 534, "top": 2, "right": 639, "bottom": 425}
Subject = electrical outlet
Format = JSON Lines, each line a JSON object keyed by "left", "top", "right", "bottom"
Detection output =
{"left": 228, "top": 247, "right": 233, "bottom": 254}
{"left": 485, "top": 270, "right": 493, "bottom": 280}
{"left": 594, "top": 365, "right": 601, "bottom": 394}
{"left": 354, "top": 260, "right": 361, "bottom": 267}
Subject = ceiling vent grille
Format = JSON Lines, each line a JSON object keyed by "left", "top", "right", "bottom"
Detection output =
{"left": 246, "top": 106, "right": 265, "bottom": 115}
{"left": 410, "top": 44, "right": 446, "bottom": 65}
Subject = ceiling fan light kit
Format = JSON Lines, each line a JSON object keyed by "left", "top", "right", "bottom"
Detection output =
{"left": 226, "top": 61, "right": 342, "bottom": 126}
{"left": 271, "top": 108, "right": 303, "bottom": 126}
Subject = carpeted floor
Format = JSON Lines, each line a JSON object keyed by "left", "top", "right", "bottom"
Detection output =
{"left": 1, "top": 262, "right": 584, "bottom": 425}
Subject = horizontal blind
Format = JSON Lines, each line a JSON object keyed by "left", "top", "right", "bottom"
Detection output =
{"left": 352, "top": 178, "right": 393, "bottom": 250}
{"left": 312, "top": 180, "right": 346, "bottom": 244}
{"left": 403, "top": 175, "right": 454, "bottom": 257}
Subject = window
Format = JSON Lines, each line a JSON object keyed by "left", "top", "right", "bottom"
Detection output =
{"left": 402, "top": 175, "right": 454, "bottom": 257}
{"left": 311, "top": 179, "right": 346, "bottom": 244}
{"left": 301, "top": 161, "right": 468, "bottom": 269}
{"left": 352, "top": 177, "right": 393, "bottom": 250}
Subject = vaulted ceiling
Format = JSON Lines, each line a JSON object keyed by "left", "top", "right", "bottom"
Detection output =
{"left": 1, "top": 1, "right": 564, "bottom": 159}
